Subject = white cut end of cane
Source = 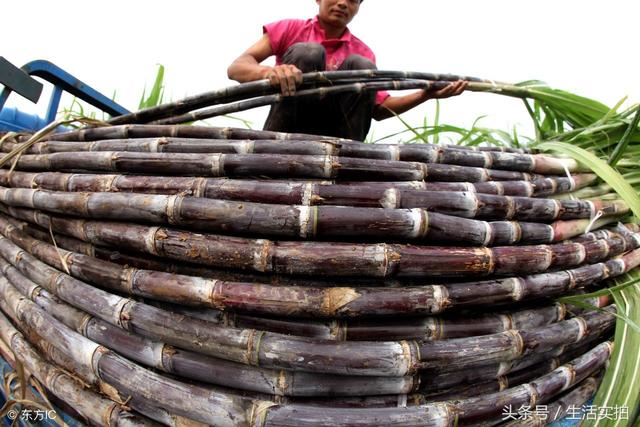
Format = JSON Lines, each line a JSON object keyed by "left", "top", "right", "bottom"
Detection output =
{"left": 499, "top": 314, "right": 513, "bottom": 331}
{"left": 193, "top": 177, "right": 207, "bottom": 198}
{"left": 524, "top": 182, "right": 534, "bottom": 197}
{"left": 144, "top": 227, "right": 162, "bottom": 255}
{"left": 543, "top": 224, "right": 554, "bottom": 243}
{"left": 465, "top": 182, "right": 476, "bottom": 192}
{"left": 633, "top": 234, "right": 640, "bottom": 247}
{"left": 550, "top": 199, "right": 561, "bottom": 220}
{"left": 275, "top": 132, "right": 288, "bottom": 140}
{"left": 323, "top": 155, "right": 334, "bottom": 179}
{"left": 498, "top": 376, "right": 509, "bottom": 391}
{"left": 375, "top": 244, "right": 389, "bottom": 277}
{"left": 505, "top": 196, "right": 516, "bottom": 220}
{"left": 101, "top": 174, "right": 118, "bottom": 193}
{"left": 165, "top": 195, "right": 181, "bottom": 225}
{"left": 387, "top": 145, "right": 400, "bottom": 161}
{"left": 150, "top": 137, "right": 164, "bottom": 153}
{"left": 497, "top": 360, "right": 514, "bottom": 377}
{"left": 29, "top": 188, "right": 39, "bottom": 208}
{"left": 301, "top": 183, "right": 314, "bottom": 206}
{"left": 430, "top": 285, "right": 448, "bottom": 313}
{"left": 482, "top": 221, "right": 493, "bottom": 247}
{"left": 408, "top": 181, "right": 424, "bottom": 190}
{"left": 431, "top": 403, "right": 456, "bottom": 427}
{"left": 210, "top": 154, "right": 222, "bottom": 177}
{"left": 482, "top": 152, "right": 493, "bottom": 169}
{"left": 572, "top": 317, "right": 588, "bottom": 342}
{"left": 587, "top": 200, "right": 597, "bottom": 220}
{"left": 408, "top": 209, "right": 422, "bottom": 238}
{"left": 252, "top": 240, "right": 270, "bottom": 272}
{"left": 510, "top": 277, "right": 525, "bottom": 301}
{"left": 298, "top": 206, "right": 312, "bottom": 239}
{"left": 557, "top": 303, "right": 567, "bottom": 321}
{"left": 381, "top": 188, "right": 399, "bottom": 209}
{"left": 239, "top": 140, "right": 254, "bottom": 154}
{"left": 153, "top": 342, "right": 166, "bottom": 370}
{"left": 559, "top": 365, "right": 576, "bottom": 391}
{"left": 575, "top": 244, "right": 587, "bottom": 264}
{"left": 612, "top": 257, "right": 626, "bottom": 274}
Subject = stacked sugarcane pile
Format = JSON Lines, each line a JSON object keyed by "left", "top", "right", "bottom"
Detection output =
{"left": 0, "top": 73, "right": 638, "bottom": 426}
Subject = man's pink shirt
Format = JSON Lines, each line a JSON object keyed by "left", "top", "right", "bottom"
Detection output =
{"left": 264, "top": 16, "right": 389, "bottom": 105}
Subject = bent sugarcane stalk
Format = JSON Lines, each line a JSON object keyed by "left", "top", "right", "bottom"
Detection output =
{"left": 0, "top": 171, "right": 618, "bottom": 222}
{"left": 0, "top": 232, "right": 621, "bottom": 377}
{"left": 0, "top": 170, "right": 599, "bottom": 201}
{"left": 1, "top": 137, "right": 583, "bottom": 174}
{"left": 0, "top": 310, "right": 161, "bottom": 427}
{"left": 0, "top": 186, "right": 627, "bottom": 247}
{"left": 1, "top": 213, "right": 638, "bottom": 316}
{"left": 1, "top": 204, "right": 637, "bottom": 281}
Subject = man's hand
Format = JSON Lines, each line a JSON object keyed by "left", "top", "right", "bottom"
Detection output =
{"left": 423, "top": 79, "right": 468, "bottom": 100}
{"left": 263, "top": 64, "right": 303, "bottom": 96}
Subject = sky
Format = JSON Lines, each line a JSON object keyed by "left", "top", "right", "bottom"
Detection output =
{"left": 3, "top": 0, "right": 640, "bottom": 143}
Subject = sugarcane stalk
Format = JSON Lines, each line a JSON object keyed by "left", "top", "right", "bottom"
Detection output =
{"left": 285, "top": 334, "right": 609, "bottom": 408}
{"left": 0, "top": 170, "right": 619, "bottom": 222}
{"left": 107, "top": 70, "right": 493, "bottom": 126}
{"left": 0, "top": 186, "right": 628, "bottom": 248}
{"left": 0, "top": 170, "right": 599, "bottom": 206}
{"left": 17, "top": 261, "right": 605, "bottom": 405}
{"left": 2, "top": 268, "right": 421, "bottom": 398}
{"left": 0, "top": 309, "right": 160, "bottom": 427}
{"left": 0, "top": 137, "right": 585, "bottom": 174}
{"left": 7, "top": 149, "right": 576, "bottom": 184}
{"left": 0, "top": 227, "right": 623, "bottom": 378}
{"left": 42, "top": 124, "right": 345, "bottom": 143}
{"left": 0, "top": 277, "right": 262, "bottom": 426}
{"left": 256, "top": 342, "right": 612, "bottom": 426}
{"left": 422, "top": 333, "right": 608, "bottom": 396}
{"left": 0, "top": 223, "right": 583, "bottom": 339}
{"left": 14, "top": 211, "right": 627, "bottom": 292}
{"left": 2, "top": 206, "right": 638, "bottom": 282}
{"left": 452, "top": 342, "right": 613, "bottom": 425}
{"left": 502, "top": 373, "right": 603, "bottom": 426}
{"left": 0, "top": 295, "right": 214, "bottom": 427}
{"left": 3, "top": 210, "right": 636, "bottom": 318}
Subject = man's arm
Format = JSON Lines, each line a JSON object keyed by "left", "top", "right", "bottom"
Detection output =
{"left": 372, "top": 80, "right": 467, "bottom": 121}
{"left": 227, "top": 34, "right": 302, "bottom": 96}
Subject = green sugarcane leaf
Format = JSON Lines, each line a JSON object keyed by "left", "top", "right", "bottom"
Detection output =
{"left": 433, "top": 100, "right": 440, "bottom": 145}
{"left": 139, "top": 64, "right": 165, "bottom": 110}
{"left": 537, "top": 141, "right": 640, "bottom": 220}
{"left": 609, "top": 106, "right": 640, "bottom": 167}
{"left": 584, "top": 274, "right": 640, "bottom": 427}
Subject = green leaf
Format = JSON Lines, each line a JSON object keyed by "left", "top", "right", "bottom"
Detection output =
{"left": 537, "top": 141, "right": 640, "bottom": 220}
{"left": 609, "top": 105, "right": 640, "bottom": 167}
{"left": 583, "top": 272, "right": 640, "bottom": 427}
{"left": 139, "top": 64, "right": 165, "bottom": 110}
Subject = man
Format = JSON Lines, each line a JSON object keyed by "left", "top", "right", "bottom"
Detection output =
{"left": 228, "top": 0, "right": 466, "bottom": 141}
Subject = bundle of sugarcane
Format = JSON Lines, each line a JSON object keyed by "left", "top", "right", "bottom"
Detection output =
{"left": 0, "top": 76, "right": 637, "bottom": 426}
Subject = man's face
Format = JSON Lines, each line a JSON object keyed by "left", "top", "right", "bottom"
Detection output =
{"left": 316, "top": 0, "right": 360, "bottom": 28}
